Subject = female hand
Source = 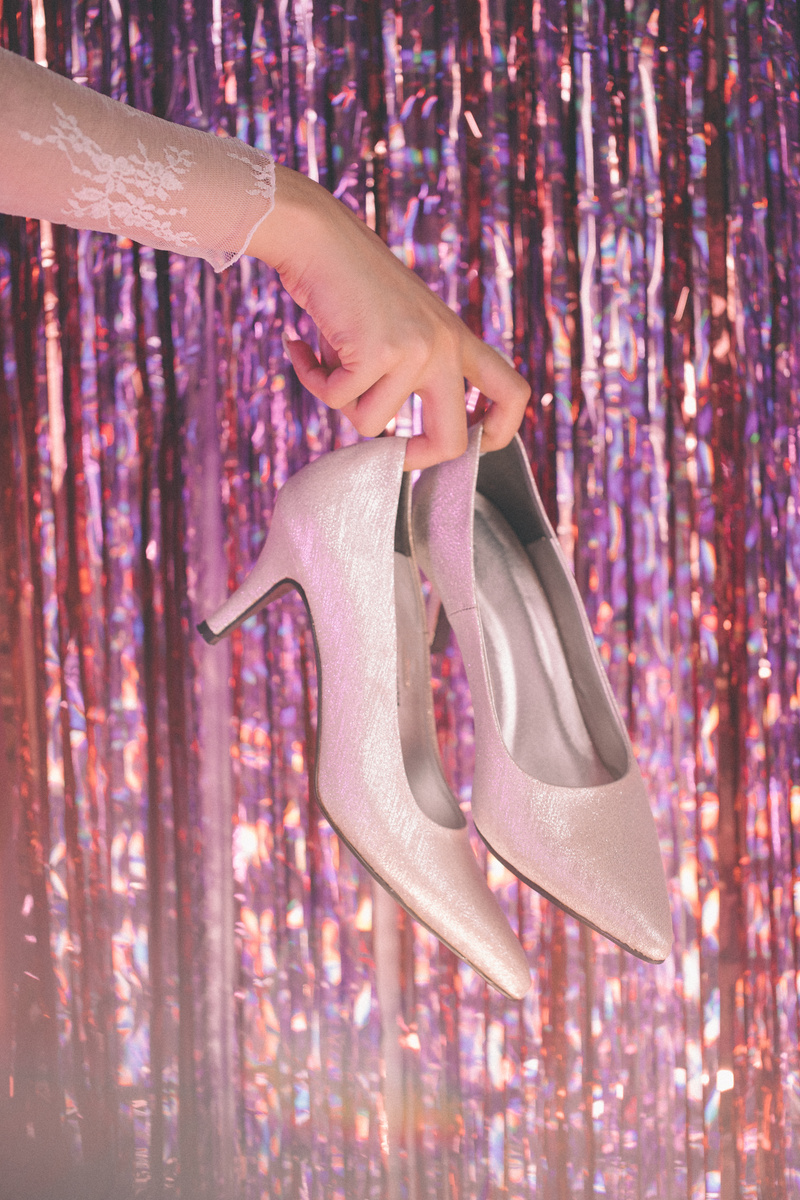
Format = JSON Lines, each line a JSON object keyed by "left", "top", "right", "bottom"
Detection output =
{"left": 247, "top": 166, "right": 530, "bottom": 471}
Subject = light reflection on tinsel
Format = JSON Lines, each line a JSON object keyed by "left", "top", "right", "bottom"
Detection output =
{"left": 1, "top": 1, "right": 800, "bottom": 1198}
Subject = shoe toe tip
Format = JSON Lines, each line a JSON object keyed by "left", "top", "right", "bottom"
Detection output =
{"left": 466, "top": 927, "right": 531, "bottom": 1000}
{"left": 647, "top": 926, "right": 674, "bottom": 965}
{"left": 629, "top": 906, "right": 674, "bottom": 964}
{"left": 492, "top": 945, "right": 532, "bottom": 1000}
{"left": 505, "top": 967, "right": 532, "bottom": 1000}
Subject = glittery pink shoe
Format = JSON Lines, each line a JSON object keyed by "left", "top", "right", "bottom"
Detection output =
{"left": 412, "top": 425, "right": 673, "bottom": 963}
{"left": 199, "top": 438, "right": 531, "bottom": 999}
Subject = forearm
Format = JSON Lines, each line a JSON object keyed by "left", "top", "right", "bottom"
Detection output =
{"left": 0, "top": 46, "right": 275, "bottom": 271}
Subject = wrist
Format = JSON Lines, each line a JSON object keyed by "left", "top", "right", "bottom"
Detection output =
{"left": 245, "top": 165, "right": 332, "bottom": 273}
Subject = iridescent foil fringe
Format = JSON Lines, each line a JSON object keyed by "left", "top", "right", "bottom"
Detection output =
{"left": 0, "top": 2, "right": 799, "bottom": 1198}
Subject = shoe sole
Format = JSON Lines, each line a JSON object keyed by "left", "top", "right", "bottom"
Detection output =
{"left": 199, "top": 579, "right": 527, "bottom": 1001}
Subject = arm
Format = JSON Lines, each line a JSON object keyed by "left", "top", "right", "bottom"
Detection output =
{"left": 0, "top": 46, "right": 273, "bottom": 271}
{"left": 0, "top": 47, "right": 529, "bottom": 468}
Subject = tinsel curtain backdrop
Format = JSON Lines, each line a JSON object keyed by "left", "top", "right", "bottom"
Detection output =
{"left": 0, "top": 0, "right": 798, "bottom": 1197}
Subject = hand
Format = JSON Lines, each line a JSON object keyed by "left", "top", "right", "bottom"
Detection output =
{"left": 246, "top": 166, "right": 530, "bottom": 470}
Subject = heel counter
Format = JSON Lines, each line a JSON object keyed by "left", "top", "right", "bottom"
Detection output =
{"left": 280, "top": 437, "right": 407, "bottom": 565}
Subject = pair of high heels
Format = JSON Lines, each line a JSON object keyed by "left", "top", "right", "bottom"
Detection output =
{"left": 199, "top": 426, "right": 672, "bottom": 1000}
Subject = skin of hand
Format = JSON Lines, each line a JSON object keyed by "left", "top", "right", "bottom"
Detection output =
{"left": 246, "top": 165, "right": 531, "bottom": 471}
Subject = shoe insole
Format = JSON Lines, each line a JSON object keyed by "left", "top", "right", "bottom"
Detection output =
{"left": 394, "top": 551, "right": 465, "bottom": 830}
{"left": 473, "top": 493, "right": 614, "bottom": 789}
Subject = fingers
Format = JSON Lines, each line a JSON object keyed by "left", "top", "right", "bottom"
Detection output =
{"left": 282, "top": 335, "right": 379, "bottom": 412}
{"left": 340, "top": 361, "right": 423, "bottom": 438}
{"left": 403, "top": 368, "right": 469, "bottom": 472}
{"left": 318, "top": 330, "right": 340, "bottom": 371}
{"left": 283, "top": 324, "right": 530, "bottom": 469}
{"left": 461, "top": 334, "right": 531, "bottom": 452}
{"left": 284, "top": 334, "right": 422, "bottom": 442}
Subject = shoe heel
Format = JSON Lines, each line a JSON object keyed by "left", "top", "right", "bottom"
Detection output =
{"left": 197, "top": 513, "right": 298, "bottom": 645}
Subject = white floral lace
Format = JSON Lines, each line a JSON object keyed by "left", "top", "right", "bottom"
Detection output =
{"left": 20, "top": 103, "right": 201, "bottom": 249}
{"left": 228, "top": 146, "right": 276, "bottom": 202}
{"left": 1, "top": 47, "right": 276, "bottom": 272}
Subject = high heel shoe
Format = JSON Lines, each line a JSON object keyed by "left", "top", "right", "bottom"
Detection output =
{"left": 412, "top": 425, "right": 673, "bottom": 963}
{"left": 199, "top": 437, "right": 531, "bottom": 999}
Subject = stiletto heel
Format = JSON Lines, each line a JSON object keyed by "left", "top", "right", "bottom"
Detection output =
{"left": 198, "top": 508, "right": 298, "bottom": 645}
{"left": 413, "top": 425, "right": 673, "bottom": 963}
{"left": 200, "top": 438, "right": 531, "bottom": 999}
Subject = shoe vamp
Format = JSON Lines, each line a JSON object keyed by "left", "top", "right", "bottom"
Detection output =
{"left": 320, "top": 748, "right": 521, "bottom": 964}
{"left": 473, "top": 749, "right": 669, "bottom": 953}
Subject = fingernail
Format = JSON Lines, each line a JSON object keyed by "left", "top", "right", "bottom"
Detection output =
{"left": 281, "top": 329, "right": 299, "bottom": 356}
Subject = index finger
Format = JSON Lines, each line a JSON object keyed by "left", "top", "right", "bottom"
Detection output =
{"left": 283, "top": 336, "right": 384, "bottom": 411}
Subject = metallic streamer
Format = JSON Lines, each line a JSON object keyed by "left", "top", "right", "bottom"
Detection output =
{"left": 2, "top": 1, "right": 800, "bottom": 1197}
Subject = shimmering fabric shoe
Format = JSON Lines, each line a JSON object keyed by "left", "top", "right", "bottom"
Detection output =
{"left": 412, "top": 425, "right": 673, "bottom": 963}
{"left": 199, "top": 438, "right": 531, "bottom": 999}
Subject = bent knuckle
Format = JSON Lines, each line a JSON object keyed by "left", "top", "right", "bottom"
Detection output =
{"left": 514, "top": 376, "right": 532, "bottom": 406}
{"left": 402, "top": 326, "right": 434, "bottom": 369}
{"left": 321, "top": 379, "right": 358, "bottom": 410}
{"left": 428, "top": 320, "right": 459, "bottom": 365}
{"left": 351, "top": 409, "right": 388, "bottom": 439}
{"left": 323, "top": 391, "right": 351, "bottom": 412}
{"left": 375, "top": 342, "right": 399, "bottom": 374}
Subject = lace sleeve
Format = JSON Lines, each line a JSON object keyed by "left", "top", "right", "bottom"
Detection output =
{"left": 0, "top": 47, "right": 275, "bottom": 272}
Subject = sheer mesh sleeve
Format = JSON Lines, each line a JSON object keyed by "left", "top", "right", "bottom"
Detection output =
{"left": 0, "top": 47, "right": 275, "bottom": 272}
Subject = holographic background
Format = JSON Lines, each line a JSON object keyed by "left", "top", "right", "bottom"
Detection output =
{"left": 1, "top": 1, "right": 799, "bottom": 1198}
